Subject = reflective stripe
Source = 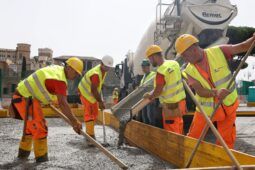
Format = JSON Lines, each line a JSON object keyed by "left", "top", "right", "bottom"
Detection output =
{"left": 79, "top": 65, "right": 106, "bottom": 103}
{"left": 163, "top": 79, "right": 182, "bottom": 91}
{"left": 214, "top": 73, "right": 232, "bottom": 87}
{"left": 140, "top": 78, "right": 154, "bottom": 87}
{"left": 145, "top": 76, "right": 154, "bottom": 84}
{"left": 140, "top": 75, "right": 146, "bottom": 84}
{"left": 161, "top": 87, "right": 185, "bottom": 99}
{"left": 200, "top": 101, "right": 214, "bottom": 107}
{"left": 85, "top": 77, "right": 91, "bottom": 85}
{"left": 32, "top": 74, "right": 51, "bottom": 102}
{"left": 24, "top": 80, "right": 37, "bottom": 99}
{"left": 140, "top": 72, "right": 155, "bottom": 85}
{"left": 23, "top": 74, "right": 51, "bottom": 102}
{"left": 199, "top": 85, "right": 235, "bottom": 108}
{"left": 80, "top": 79, "right": 93, "bottom": 97}
{"left": 229, "top": 83, "right": 236, "bottom": 92}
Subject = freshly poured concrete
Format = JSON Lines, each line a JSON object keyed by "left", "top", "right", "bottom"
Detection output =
{"left": 0, "top": 118, "right": 174, "bottom": 170}
{"left": 0, "top": 117, "right": 255, "bottom": 169}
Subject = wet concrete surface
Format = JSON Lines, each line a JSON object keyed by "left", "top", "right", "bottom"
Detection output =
{"left": 0, "top": 118, "right": 174, "bottom": 170}
{"left": 233, "top": 117, "right": 255, "bottom": 155}
{"left": 0, "top": 117, "right": 255, "bottom": 170}
{"left": 195, "top": 117, "right": 255, "bottom": 155}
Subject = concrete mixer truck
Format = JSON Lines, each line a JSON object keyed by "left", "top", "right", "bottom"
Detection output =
{"left": 115, "top": 0, "right": 238, "bottom": 101}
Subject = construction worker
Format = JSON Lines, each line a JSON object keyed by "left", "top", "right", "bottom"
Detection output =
{"left": 144, "top": 45, "right": 187, "bottom": 134}
{"left": 139, "top": 59, "right": 156, "bottom": 125}
{"left": 9, "top": 57, "right": 83, "bottom": 162}
{"left": 112, "top": 87, "right": 119, "bottom": 105}
{"left": 140, "top": 59, "right": 156, "bottom": 86}
{"left": 78, "top": 55, "right": 114, "bottom": 144}
{"left": 176, "top": 33, "right": 255, "bottom": 148}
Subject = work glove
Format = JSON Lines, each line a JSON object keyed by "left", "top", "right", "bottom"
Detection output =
{"left": 216, "top": 88, "right": 231, "bottom": 100}
{"left": 72, "top": 121, "right": 82, "bottom": 135}
{"left": 211, "top": 89, "right": 218, "bottom": 97}
{"left": 143, "top": 92, "right": 155, "bottom": 102}
{"left": 99, "top": 101, "right": 106, "bottom": 110}
{"left": 143, "top": 92, "right": 151, "bottom": 99}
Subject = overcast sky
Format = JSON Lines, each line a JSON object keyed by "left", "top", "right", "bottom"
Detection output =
{"left": 0, "top": 0, "right": 254, "bottom": 64}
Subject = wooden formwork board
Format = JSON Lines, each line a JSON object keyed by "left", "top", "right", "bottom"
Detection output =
{"left": 1, "top": 106, "right": 255, "bottom": 118}
{"left": 43, "top": 107, "right": 84, "bottom": 117}
{"left": 97, "top": 111, "right": 255, "bottom": 169}
{"left": 247, "top": 102, "right": 255, "bottom": 107}
{"left": 0, "top": 107, "right": 84, "bottom": 118}
{"left": 178, "top": 165, "right": 255, "bottom": 170}
{"left": 0, "top": 109, "right": 8, "bottom": 118}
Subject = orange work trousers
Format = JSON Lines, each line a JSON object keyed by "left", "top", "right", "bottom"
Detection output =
{"left": 162, "top": 115, "right": 183, "bottom": 134}
{"left": 12, "top": 95, "right": 48, "bottom": 140}
{"left": 162, "top": 100, "right": 187, "bottom": 134}
{"left": 80, "top": 95, "right": 99, "bottom": 122}
{"left": 188, "top": 101, "right": 238, "bottom": 149}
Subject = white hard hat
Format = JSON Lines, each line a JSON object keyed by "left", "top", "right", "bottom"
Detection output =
{"left": 102, "top": 55, "right": 114, "bottom": 67}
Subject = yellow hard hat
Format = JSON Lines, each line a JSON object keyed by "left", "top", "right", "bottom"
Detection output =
{"left": 146, "top": 45, "right": 162, "bottom": 58}
{"left": 175, "top": 34, "right": 199, "bottom": 55}
{"left": 66, "top": 57, "right": 83, "bottom": 75}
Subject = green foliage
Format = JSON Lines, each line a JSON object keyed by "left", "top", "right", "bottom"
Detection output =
{"left": 227, "top": 26, "right": 255, "bottom": 54}
{"left": 227, "top": 26, "right": 255, "bottom": 43}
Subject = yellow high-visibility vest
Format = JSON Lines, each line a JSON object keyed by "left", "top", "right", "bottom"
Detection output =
{"left": 140, "top": 71, "right": 156, "bottom": 86}
{"left": 154, "top": 60, "right": 186, "bottom": 104}
{"left": 17, "top": 65, "right": 67, "bottom": 104}
{"left": 184, "top": 46, "right": 238, "bottom": 115}
{"left": 78, "top": 65, "right": 107, "bottom": 103}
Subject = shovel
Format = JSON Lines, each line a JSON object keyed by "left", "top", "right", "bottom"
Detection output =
{"left": 101, "top": 109, "right": 110, "bottom": 147}
{"left": 49, "top": 104, "right": 128, "bottom": 170}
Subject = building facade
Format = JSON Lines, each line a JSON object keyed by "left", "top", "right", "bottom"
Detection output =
{"left": 31, "top": 48, "right": 53, "bottom": 70}
{"left": 0, "top": 43, "right": 32, "bottom": 106}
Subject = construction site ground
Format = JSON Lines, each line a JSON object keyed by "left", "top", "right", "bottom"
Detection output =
{"left": 0, "top": 116, "right": 254, "bottom": 170}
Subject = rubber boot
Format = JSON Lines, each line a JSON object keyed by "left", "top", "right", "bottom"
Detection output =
{"left": 18, "top": 135, "right": 32, "bottom": 160}
{"left": 34, "top": 138, "right": 48, "bottom": 163}
{"left": 85, "top": 121, "right": 95, "bottom": 147}
{"left": 85, "top": 121, "right": 95, "bottom": 136}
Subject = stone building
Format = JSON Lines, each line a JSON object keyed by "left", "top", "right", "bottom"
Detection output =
{"left": 0, "top": 43, "right": 31, "bottom": 105}
{"left": 0, "top": 43, "right": 31, "bottom": 72}
{"left": 31, "top": 48, "right": 53, "bottom": 70}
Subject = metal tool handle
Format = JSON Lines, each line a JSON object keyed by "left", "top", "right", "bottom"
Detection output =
{"left": 102, "top": 110, "right": 107, "bottom": 143}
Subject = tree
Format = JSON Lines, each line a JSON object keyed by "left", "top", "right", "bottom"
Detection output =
{"left": 21, "top": 57, "right": 26, "bottom": 79}
{"left": 226, "top": 26, "right": 255, "bottom": 72}
{"left": 227, "top": 26, "right": 255, "bottom": 54}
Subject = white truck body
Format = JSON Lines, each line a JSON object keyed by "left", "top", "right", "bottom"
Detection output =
{"left": 131, "top": 0, "right": 237, "bottom": 76}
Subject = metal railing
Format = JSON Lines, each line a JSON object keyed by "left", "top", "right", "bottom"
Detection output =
{"left": 154, "top": 0, "right": 182, "bottom": 44}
